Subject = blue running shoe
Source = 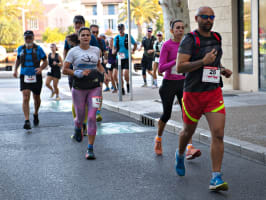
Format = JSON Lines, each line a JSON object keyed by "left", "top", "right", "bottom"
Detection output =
{"left": 85, "top": 148, "right": 96, "bottom": 160}
{"left": 103, "top": 87, "right": 110, "bottom": 92}
{"left": 175, "top": 149, "right": 185, "bottom": 176}
{"left": 209, "top": 175, "right": 228, "bottom": 191}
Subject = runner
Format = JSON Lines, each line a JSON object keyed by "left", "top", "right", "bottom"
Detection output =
{"left": 106, "top": 37, "right": 118, "bottom": 93}
{"left": 64, "top": 15, "right": 98, "bottom": 135}
{"left": 152, "top": 31, "right": 164, "bottom": 88}
{"left": 46, "top": 43, "right": 63, "bottom": 100}
{"left": 90, "top": 24, "right": 108, "bottom": 122}
{"left": 63, "top": 27, "right": 105, "bottom": 159}
{"left": 139, "top": 27, "right": 156, "bottom": 87}
{"left": 175, "top": 7, "right": 232, "bottom": 191}
{"left": 154, "top": 20, "right": 201, "bottom": 160}
{"left": 113, "top": 24, "right": 137, "bottom": 94}
{"left": 13, "top": 30, "right": 47, "bottom": 129}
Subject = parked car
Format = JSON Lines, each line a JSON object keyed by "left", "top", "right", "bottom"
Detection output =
{"left": 6, "top": 49, "right": 17, "bottom": 63}
{"left": 0, "top": 46, "right": 7, "bottom": 62}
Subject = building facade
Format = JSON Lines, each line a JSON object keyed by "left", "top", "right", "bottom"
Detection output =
{"left": 188, "top": 0, "right": 266, "bottom": 91}
{"left": 81, "top": 0, "right": 123, "bottom": 34}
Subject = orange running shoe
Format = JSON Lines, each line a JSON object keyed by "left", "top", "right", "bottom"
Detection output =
{"left": 154, "top": 137, "right": 163, "bottom": 155}
{"left": 186, "top": 146, "right": 201, "bottom": 160}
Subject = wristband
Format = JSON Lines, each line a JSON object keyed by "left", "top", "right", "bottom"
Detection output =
{"left": 74, "top": 70, "right": 84, "bottom": 78}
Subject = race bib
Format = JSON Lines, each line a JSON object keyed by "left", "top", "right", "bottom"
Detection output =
{"left": 170, "top": 65, "right": 182, "bottom": 75}
{"left": 24, "top": 75, "right": 36, "bottom": 83}
{"left": 118, "top": 53, "right": 126, "bottom": 59}
{"left": 202, "top": 66, "right": 220, "bottom": 83}
{"left": 92, "top": 96, "right": 102, "bottom": 108}
{"left": 155, "top": 57, "right": 160, "bottom": 63}
{"left": 106, "top": 63, "right": 111, "bottom": 69}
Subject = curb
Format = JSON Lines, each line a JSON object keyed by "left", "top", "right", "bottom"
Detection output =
{"left": 103, "top": 102, "right": 266, "bottom": 166}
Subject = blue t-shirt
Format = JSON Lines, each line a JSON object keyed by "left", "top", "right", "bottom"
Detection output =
{"left": 64, "top": 34, "right": 98, "bottom": 51}
{"left": 114, "top": 34, "right": 136, "bottom": 59}
{"left": 95, "top": 38, "right": 107, "bottom": 52}
{"left": 17, "top": 45, "right": 46, "bottom": 75}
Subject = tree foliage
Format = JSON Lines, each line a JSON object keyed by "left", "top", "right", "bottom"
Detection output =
{"left": 42, "top": 28, "right": 66, "bottom": 43}
{"left": 119, "top": 0, "right": 159, "bottom": 41}
{"left": 0, "top": 0, "right": 44, "bottom": 46}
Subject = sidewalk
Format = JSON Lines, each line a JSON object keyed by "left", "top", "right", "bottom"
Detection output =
{"left": 102, "top": 83, "right": 266, "bottom": 165}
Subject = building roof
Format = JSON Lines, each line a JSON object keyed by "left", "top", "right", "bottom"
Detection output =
{"left": 81, "top": 0, "right": 123, "bottom": 5}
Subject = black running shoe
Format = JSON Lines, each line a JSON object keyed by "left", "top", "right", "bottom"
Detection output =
{"left": 23, "top": 120, "right": 31, "bottom": 130}
{"left": 122, "top": 88, "right": 125, "bottom": 95}
{"left": 33, "top": 114, "right": 39, "bottom": 126}
{"left": 127, "top": 84, "right": 130, "bottom": 93}
{"left": 72, "top": 128, "right": 83, "bottom": 142}
{"left": 85, "top": 148, "right": 96, "bottom": 160}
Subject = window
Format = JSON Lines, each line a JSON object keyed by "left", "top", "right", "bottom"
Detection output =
{"left": 239, "top": 0, "right": 253, "bottom": 73}
{"left": 108, "top": 5, "right": 115, "bottom": 15}
{"left": 108, "top": 19, "right": 114, "bottom": 30}
{"left": 93, "top": 5, "right": 97, "bottom": 15}
{"left": 92, "top": 19, "right": 97, "bottom": 25}
{"left": 28, "top": 18, "right": 38, "bottom": 30}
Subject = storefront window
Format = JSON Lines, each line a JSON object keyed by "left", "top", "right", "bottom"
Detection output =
{"left": 239, "top": 0, "right": 253, "bottom": 73}
{"left": 259, "top": 0, "right": 266, "bottom": 90}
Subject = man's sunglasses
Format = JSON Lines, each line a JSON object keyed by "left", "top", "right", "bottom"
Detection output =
{"left": 157, "top": 34, "right": 162, "bottom": 37}
{"left": 198, "top": 15, "right": 215, "bottom": 20}
{"left": 92, "top": 31, "right": 98, "bottom": 34}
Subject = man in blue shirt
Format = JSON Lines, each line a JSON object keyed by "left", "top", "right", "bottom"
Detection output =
{"left": 13, "top": 30, "right": 48, "bottom": 130}
{"left": 113, "top": 24, "right": 137, "bottom": 95}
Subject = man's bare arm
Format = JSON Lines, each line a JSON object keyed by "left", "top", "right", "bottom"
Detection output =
{"left": 176, "top": 49, "right": 217, "bottom": 73}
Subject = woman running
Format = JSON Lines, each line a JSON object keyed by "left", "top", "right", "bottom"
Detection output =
{"left": 63, "top": 27, "right": 105, "bottom": 159}
{"left": 154, "top": 20, "right": 201, "bottom": 160}
{"left": 46, "top": 43, "right": 63, "bottom": 100}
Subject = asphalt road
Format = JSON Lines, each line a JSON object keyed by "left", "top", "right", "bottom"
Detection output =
{"left": 0, "top": 78, "right": 265, "bottom": 200}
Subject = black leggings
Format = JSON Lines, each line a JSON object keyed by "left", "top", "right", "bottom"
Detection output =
{"left": 159, "top": 79, "right": 184, "bottom": 123}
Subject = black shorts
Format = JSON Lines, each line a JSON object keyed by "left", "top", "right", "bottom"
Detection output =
{"left": 20, "top": 74, "right": 43, "bottom": 95}
{"left": 120, "top": 59, "right": 129, "bottom": 70}
{"left": 47, "top": 68, "right": 61, "bottom": 79}
{"left": 107, "top": 63, "right": 117, "bottom": 71}
{"left": 141, "top": 56, "right": 153, "bottom": 75}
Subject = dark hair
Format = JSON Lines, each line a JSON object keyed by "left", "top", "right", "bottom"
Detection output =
{"left": 66, "top": 33, "right": 79, "bottom": 45}
{"left": 73, "top": 15, "right": 85, "bottom": 24}
{"left": 90, "top": 24, "right": 99, "bottom": 29}
{"left": 78, "top": 27, "right": 91, "bottom": 35}
{"left": 170, "top": 19, "right": 183, "bottom": 29}
{"left": 118, "top": 23, "right": 125, "bottom": 30}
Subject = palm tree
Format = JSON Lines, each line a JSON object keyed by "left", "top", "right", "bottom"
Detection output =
{"left": 119, "top": 0, "right": 159, "bottom": 41}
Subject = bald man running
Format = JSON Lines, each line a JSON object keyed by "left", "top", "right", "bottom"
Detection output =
{"left": 175, "top": 6, "right": 232, "bottom": 191}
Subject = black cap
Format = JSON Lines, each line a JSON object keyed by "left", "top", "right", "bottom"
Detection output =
{"left": 118, "top": 24, "right": 125, "bottom": 30}
{"left": 73, "top": 15, "right": 85, "bottom": 24}
{"left": 24, "top": 30, "right": 34, "bottom": 37}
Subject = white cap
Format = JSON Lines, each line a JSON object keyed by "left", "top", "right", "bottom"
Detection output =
{"left": 156, "top": 31, "right": 163, "bottom": 35}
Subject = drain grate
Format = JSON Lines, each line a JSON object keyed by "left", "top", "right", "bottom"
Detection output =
{"left": 141, "top": 115, "right": 155, "bottom": 126}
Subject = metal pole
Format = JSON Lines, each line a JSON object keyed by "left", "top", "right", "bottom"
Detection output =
{"left": 127, "top": 0, "right": 133, "bottom": 100}
{"left": 118, "top": 56, "right": 122, "bottom": 101}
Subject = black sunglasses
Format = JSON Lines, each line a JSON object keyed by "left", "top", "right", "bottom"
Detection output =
{"left": 198, "top": 15, "right": 215, "bottom": 20}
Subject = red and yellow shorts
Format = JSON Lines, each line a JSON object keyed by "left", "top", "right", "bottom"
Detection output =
{"left": 182, "top": 87, "right": 226, "bottom": 124}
